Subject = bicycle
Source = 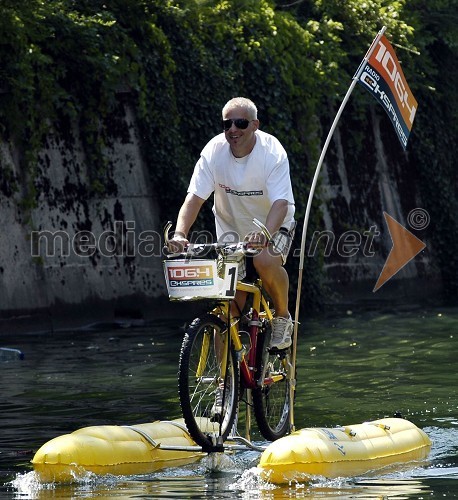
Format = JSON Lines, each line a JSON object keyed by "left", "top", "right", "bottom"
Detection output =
{"left": 163, "top": 219, "right": 295, "bottom": 452}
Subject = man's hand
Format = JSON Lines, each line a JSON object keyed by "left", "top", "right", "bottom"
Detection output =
{"left": 244, "top": 230, "right": 268, "bottom": 250}
{"left": 167, "top": 235, "right": 189, "bottom": 254}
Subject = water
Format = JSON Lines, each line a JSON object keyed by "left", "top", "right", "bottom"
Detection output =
{"left": 1, "top": 306, "right": 457, "bottom": 498}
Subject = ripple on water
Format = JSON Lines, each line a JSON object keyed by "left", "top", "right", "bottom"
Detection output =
{"left": 3, "top": 310, "right": 458, "bottom": 498}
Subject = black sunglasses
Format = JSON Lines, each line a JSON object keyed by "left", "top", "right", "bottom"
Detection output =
{"left": 222, "top": 118, "right": 253, "bottom": 131}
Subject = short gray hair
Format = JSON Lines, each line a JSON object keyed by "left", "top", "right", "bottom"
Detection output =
{"left": 222, "top": 97, "right": 258, "bottom": 120}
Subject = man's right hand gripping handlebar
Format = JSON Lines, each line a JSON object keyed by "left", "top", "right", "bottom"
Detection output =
{"left": 163, "top": 221, "right": 189, "bottom": 255}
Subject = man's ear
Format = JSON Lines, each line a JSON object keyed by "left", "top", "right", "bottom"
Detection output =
{"left": 252, "top": 119, "right": 260, "bottom": 131}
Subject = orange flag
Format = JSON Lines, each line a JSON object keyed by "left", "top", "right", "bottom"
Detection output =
{"left": 373, "top": 212, "right": 426, "bottom": 292}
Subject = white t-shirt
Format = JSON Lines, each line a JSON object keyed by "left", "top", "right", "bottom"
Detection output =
{"left": 188, "top": 130, "right": 295, "bottom": 242}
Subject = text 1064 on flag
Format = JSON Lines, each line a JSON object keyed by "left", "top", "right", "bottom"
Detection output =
{"left": 357, "top": 35, "right": 418, "bottom": 149}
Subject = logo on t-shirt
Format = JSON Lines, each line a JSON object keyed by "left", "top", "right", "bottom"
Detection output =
{"left": 218, "top": 183, "right": 263, "bottom": 197}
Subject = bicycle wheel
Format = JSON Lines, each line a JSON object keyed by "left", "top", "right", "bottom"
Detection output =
{"left": 252, "top": 321, "right": 292, "bottom": 441}
{"left": 178, "top": 314, "right": 240, "bottom": 450}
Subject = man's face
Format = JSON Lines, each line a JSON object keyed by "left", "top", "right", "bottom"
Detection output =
{"left": 222, "top": 106, "right": 259, "bottom": 153}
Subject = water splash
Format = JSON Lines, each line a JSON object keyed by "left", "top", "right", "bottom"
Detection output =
{"left": 8, "top": 471, "right": 55, "bottom": 497}
{"left": 7, "top": 467, "right": 117, "bottom": 497}
{"left": 229, "top": 466, "right": 277, "bottom": 495}
{"left": 424, "top": 425, "right": 458, "bottom": 461}
{"left": 202, "top": 452, "right": 238, "bottom": 473}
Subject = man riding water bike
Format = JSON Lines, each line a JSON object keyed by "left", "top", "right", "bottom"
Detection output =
{"left": 168, "top": 97, "right": 296, "bottom": 351}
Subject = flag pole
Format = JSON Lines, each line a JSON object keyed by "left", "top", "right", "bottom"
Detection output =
{"left": 289, "top": 26, "right": 387, "bottom": 432}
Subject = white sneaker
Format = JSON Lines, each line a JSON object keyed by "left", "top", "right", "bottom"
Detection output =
{"left": 269, "top": 315, "right": 293, "bottom": 350}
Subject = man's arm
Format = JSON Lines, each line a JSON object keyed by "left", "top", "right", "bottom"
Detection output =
{"left": 175, "top": 193, "right": 206, "bottom": 237}
{"left": 245, "top": 199, "right": 289, "bottom": 248}
{"left": 168, "top": 193, "right": 205, "bottom": 252}
{"left": 265, "top": 199, "right": 289, "bottom": 236}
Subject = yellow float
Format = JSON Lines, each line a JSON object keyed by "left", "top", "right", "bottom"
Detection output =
{"left": 258, "top": 417, "right": 431, "bottom": 484}
{"left": 32, "top": 418, "right": 210, "bottom": 483}
{"left": 33, "top": 416, "right": 431, "bottom": 484}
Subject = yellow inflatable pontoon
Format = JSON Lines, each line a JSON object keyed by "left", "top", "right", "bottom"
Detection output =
{"left": 258, "top": 417, "right": 431, "bottom": 484}
{"left": 33, "top": 416, "right": 431, "bottom": 484}
{"left": 32, "top": 418, "right": 210, "bottom": 483}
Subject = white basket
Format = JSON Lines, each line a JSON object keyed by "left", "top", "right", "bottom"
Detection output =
{"left": 163, "top": 258, "right": 240, "bottom": 301}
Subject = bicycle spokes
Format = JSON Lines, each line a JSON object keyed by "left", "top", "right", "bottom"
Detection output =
{"left": 253, "top": 343, "right": 292, "bottom": 441}
{"left": 179, "top": 315, "right": 240, "bottom": 450}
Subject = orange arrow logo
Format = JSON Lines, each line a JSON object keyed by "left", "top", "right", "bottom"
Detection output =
{"left": 373, "top": 212, "right": 426, "bottom": 292}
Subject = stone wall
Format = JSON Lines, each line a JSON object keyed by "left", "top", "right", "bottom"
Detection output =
{"left": 0, "top": 103, "right": 441, "bottom": 333}
{"left": 0, "top": 104, "right": 166, "bottom": 333}
{"left": 313, "top": 107, "right": 437, "bottom": 303}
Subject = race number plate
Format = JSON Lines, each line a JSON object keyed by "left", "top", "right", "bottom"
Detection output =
{"left": 164, "top": 259, "right": 238, "bottom": 300}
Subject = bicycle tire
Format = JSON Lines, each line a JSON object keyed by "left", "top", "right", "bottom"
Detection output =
{"left": 178, "top": 314, "right": 240, "bottom": 450}
{"left": 252, "top": 321, "right": 292, "bottom": 441}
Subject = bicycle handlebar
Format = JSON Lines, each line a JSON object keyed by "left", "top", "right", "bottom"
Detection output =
{"left": 164, "top": 238, "right": 249, "bottom": 259}
{"left": 252, "top": 218, "right": 272, "bottom": 242}
{"left": 163, "top": 219, "right": 273, "bottom": 258}
{"left": 163, "top": 221, "right": 174, "bottom": 248}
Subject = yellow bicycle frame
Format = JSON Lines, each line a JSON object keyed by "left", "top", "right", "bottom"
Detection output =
{"left": 209, "top": 279, "right": 275, "bottom": 379}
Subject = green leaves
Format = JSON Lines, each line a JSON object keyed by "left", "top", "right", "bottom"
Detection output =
{"left": 1, "top": 0, "right": 456, "bottom": 300}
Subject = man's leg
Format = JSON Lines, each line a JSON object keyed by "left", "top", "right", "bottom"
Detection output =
{"left": 253, "top": 250, "right": 289, "bottom": 317}
{"left": 253, "top": 249, "right": 293, "bottom": 350}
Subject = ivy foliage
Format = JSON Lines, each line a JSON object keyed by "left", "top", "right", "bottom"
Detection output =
{"left": 403, "top": 0, "right": 458, "bottom": 296}
{"left": 0, "top": 0, "right": 456, "bottom": 301}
